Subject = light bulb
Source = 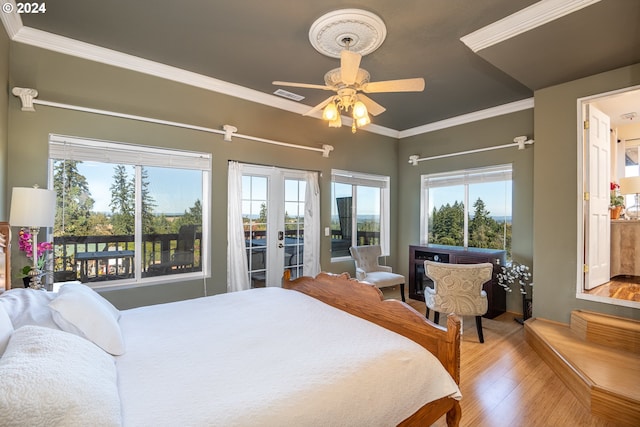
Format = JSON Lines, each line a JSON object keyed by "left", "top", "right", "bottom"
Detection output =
{"left": 352, "top": 101, "right": 368, "bottom": 119}
{"left": 322, "top": 102, "right": 338, "bottom": 121}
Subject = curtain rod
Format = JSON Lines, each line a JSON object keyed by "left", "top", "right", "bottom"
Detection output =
{"left": 408, "top": 136, "right": 533, "bottom": 165}
{"left": 12, "top": 87, "right": 334, "bottom": 158}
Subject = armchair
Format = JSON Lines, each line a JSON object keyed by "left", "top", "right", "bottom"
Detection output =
{"left": 424, "top": 260, "right": 493, "bottom": 343}
{"left": 349, "top": 245, "right": 406, "bottom": 301}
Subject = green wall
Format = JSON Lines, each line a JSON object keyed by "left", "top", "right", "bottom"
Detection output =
{"left": 6, "top": 42, "right": 399, "bottom": 308}
{"left": 0, "top": 29, "right": 9, "bottom": 218}
{"left": 397, "top": 109, "right": 535, "bottom": 313}
{"left": 533, "top": 63, "right": 640, "bottom": 323}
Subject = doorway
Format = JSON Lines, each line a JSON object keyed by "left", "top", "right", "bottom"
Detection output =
{"left": 579, "top": 86, "right": 640, "bottom": 308}
{"left": 242, "top": 164, "right": 310, "bottom": 287}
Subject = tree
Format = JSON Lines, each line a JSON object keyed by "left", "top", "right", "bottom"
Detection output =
{"left": 53, "top": 160, "right": 95, "bottom": 236}
{"left": 109, "top": 165, "right": 134, "bottom": 235}
{"left": 140, "top": 167, "right": 157, "bottom": 234}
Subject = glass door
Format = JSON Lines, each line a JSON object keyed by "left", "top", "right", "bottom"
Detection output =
{"left": 242, "top": 165, "right": 307, "bottom": 287}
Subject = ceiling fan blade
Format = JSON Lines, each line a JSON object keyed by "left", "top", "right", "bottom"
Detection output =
{"left": 303, "top": 96, "right": 336, "bottom": 116}
{"left": 340, "top": 50, "right": 361, "bottom": 85}
{"left": 358, "top": 94, "right": 386, "bottom": 116}
{"left": 362, "top": 78, "right": 426, "bottom": 93}
{"left": 272, "top": 81, "right": 333, "bottom": 91}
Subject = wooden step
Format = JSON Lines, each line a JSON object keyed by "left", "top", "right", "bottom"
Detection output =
{"left": 524, "top": 311, "right": 640, "bottom": 427}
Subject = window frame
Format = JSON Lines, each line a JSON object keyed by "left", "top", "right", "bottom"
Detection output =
{"left": 330, "top": 169, "right": 390, "bottom": 261}
{"left": 48, "top": 134, "right": 212, "bottom": 288}
{"left": 420, "top": 164, "right": 512, "bottom": 251}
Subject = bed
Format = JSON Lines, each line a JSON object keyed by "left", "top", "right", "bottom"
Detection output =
{"left": 0, "top": 272, "right": 461, "bottom": 426}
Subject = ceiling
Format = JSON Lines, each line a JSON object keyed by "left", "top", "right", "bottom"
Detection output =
{"left": 7, "top": 0, "right": 640, "bottom": 133}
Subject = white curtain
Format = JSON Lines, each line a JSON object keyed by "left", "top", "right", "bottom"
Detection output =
{"left": 380, "top": 181, "right": 390, "bottom": 255}
{"left": 227, "top": 161, "right": 250, "bottom": 292}
{"left": 303, "top": 171, "right": 321, "bottom": 277}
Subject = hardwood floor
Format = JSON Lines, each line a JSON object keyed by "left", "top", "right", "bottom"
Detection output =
{"left": 585, "top": 276, "right": 640, "bottom": 302}
{"left": 380, "top": 288, "right": 625, "bottom": 427}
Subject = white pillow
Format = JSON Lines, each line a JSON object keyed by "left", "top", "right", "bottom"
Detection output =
{"left": 58, "top": 283, "right": 121, "bottom": 320}
{"left": 0, "top": 288, "right": 59, "bottom": 330}
{"left": 0, "top": 325, "right": 122, "bottom": 426}
{"left": 49, "top": 285, "right": 125, "bottom": 355}
{"left": 0, "top": 304, "right": 12, "bottom": 356}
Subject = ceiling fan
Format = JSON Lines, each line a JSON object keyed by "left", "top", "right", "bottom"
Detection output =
{"left": 273, "top": 43, "right": 425, "bottom": 132}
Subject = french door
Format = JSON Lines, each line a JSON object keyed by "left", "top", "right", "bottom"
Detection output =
{"left": 242, "top": 165, "right": 308, "bottom": 287}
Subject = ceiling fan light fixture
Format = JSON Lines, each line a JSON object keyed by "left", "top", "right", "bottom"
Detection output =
{"left": 356, "top": 114, "right": 371, "bottom": 127}
{"left": 328, "top": 115, "right": 342, "bottom": 128}
{"left": 322, "top": 101, "right": 339, "bottom": 121}
{"left": 352, "top": 100, "right": 368, "bottom": 119}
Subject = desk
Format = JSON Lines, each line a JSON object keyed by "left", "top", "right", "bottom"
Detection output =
{"left": 610, "top": 220, "right": 640, "bottom": 277}
{"left": 76, "top": 250, "right": 134, "bottom": 283}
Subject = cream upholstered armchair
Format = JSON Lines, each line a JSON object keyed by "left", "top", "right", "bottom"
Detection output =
{"left": 424, "top": 260, "right": 493, "bottom": 343}
{"left": 349, "top": 245, "right": 406, "bottom": 302}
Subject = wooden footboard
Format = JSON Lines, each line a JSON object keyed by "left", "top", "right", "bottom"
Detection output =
{"left": 283, "top": 271, "right": 461, "bottom": 427}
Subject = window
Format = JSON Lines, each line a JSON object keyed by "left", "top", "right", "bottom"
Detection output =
{"left": 330, "top": 169, "right": 389, "bottom": 259}
{"left": 48, "top": 134, "right": 211, "bottom": 287}
{"left": 421, "top": 165, "right": 512, "bottom": 258}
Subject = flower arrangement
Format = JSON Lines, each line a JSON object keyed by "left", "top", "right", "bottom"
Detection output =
{"left": 610, "top": 181, "right": 625, "bottom": 207}
{"left": 17, "top": 228, "right": 53, "bottom": 278}
{"left": 497, "top": 261, "right": 533, "bottom": 295}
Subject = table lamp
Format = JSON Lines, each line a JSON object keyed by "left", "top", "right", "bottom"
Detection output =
{"left": 9, "top": 186, "right": 56, "bottom": 289}
{"left": 620, "top": 176, "right": 640, "bottom": 220}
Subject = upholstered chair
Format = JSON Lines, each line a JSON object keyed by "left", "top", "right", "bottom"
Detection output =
{"left": 424, "top": 260, "right": 493, "bottom": 343}
{"left": 349, "top": 245, "right": 406, "bottom": 301}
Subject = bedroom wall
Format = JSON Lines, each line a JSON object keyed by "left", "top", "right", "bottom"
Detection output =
{"left": 397, "top": 110, "right": 534, "bottom": 313}
{"left": 533, "top": 63, "right": 640, "bottom": 323}
{"left": 6, "top": 42, "right": 399, "bottom": 308}
{"left": 0, "top": 29, "right": 9, "bottom": 219}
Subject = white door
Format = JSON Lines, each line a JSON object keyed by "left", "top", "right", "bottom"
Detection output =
{"left": 585, "top": 104, "right": 611, "bottom": 290}
{"left": 242, "top": 165, "right": 308, "bottom": 287}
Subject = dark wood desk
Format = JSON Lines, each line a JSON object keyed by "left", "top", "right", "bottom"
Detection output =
{"left": 409, "top": 245, "right": 507, "bottom": 318}
{"left": 76, "top": 250, "right": 134, "bottom": 282}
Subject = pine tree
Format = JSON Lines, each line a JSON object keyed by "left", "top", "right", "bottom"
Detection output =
{"left": 53, "top": 160, "right": 95, "bottom": 236}
{"left": 109, "top": 165, "right": 134, "bottom": 235}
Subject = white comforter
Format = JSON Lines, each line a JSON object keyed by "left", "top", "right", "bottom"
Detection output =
{"left": 116, "top": 287, "right": 461, "bottom": 426}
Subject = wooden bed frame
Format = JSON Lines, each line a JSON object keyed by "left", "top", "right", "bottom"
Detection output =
{"left": 283, "top": 271, "right": 461, "bottom": 427}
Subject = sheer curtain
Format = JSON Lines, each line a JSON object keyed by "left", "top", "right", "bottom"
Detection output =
{"left": 227, "top": 161, "right": 249, "bottom": 292}
{"left": 303, "top": 171, "right": 321, "bottom": 277}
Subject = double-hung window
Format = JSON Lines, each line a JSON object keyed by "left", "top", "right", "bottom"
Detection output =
{"left": 421, "top": 164, "right": 512, "bottom": 258}
{"left": 48, "top": 134, "right": 211, "bottom": 287}
{"left": 330, "top": 169, "right": 390, "bottom": 259}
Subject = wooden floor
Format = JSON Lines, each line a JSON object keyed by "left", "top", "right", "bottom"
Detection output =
{"left": 381, "top": 287, "right": 626, "bottom": 427}
{"left": 585, "top": 276, "right": 640, "bottom": 302}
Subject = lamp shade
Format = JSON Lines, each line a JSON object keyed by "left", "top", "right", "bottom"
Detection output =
{"left": 619, "top": 176, "right": 640, "bottom": 195}
{"left": 9, "top": 187, "right": 56, "bottom": 227}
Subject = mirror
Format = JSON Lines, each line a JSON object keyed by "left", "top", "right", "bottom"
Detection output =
{"left": 578, "top": 86, "right": 640, "bottom": 309}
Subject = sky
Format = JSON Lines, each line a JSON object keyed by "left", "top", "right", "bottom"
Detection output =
{"left": 76, "top": 161, "right": 202, "bottom": 214}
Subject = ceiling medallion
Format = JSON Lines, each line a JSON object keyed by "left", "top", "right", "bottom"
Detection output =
{"left": 308, "top": 9, "right": 387, "bottom": 58}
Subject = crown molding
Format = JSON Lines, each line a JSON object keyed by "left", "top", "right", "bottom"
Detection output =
{"left": 0, "top": 0, "right": 23, "bottom": 39}
{"left": 398, "top": 98, "right": 534, "bottom": 139}
{"left": 460, "top": 0, "right": 601, "bottom": 52}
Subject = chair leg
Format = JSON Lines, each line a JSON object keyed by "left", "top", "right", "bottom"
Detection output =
{"left": 400, "top": 283, "right": 406, "bottom": 302}
{"left": 425, "top": 306, "right": 430, "bottom": 318}
{"left": 476, "top": 316, "right": 484, "bottom": 343}
{"left": 433, "top": 311, "right": 439, "bottom": 325}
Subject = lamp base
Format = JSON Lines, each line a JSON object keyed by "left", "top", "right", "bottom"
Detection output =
{"left": 626, "top": 205, "right": 640, "bottom": 219}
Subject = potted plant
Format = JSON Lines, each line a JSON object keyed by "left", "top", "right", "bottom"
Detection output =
{"left": 497, "top": 261, "right": 533, "bottom": 324}
{"left": 17, "top": 228, "right": 53, "bottom": 288}
{"left": 610, "top": 181, "right": 625, "bottom": 219}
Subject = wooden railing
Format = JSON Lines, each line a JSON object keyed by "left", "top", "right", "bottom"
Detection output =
{"left": 53, "top": 232, "right": 202, "bottom": 283}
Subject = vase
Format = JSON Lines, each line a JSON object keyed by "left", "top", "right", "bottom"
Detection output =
{"left": 611, "top": 206, "right": 623, "bottom": 219}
